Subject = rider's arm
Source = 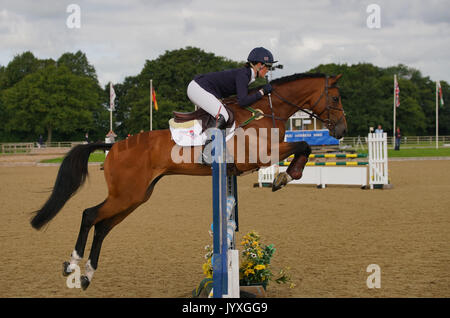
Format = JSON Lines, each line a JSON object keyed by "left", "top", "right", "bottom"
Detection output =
{"left": 235, "top": 71, "right": 263, "bottom": 107}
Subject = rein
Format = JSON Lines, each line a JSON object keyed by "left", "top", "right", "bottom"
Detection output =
{"left": 241, "top": 75, "right": 344, "bottom": 130}
{"left": 240, "top": 106, "right": 285, "bottom": 127}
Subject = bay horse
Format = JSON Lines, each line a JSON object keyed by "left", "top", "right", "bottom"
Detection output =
{"left": 30, "top": 73, "right": 346, "bottom": 290}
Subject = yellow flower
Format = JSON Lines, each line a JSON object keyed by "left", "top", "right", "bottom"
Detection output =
{"left": 202, "top": 262, "right": 212, "bottom": 278}
{"left": 241, "top": 240, "right": 249, "bottom": 246}
{"left": 255, "top": 264, "right": 266, "bottom": 271}
{"left": 244, "top": 269, "right": 255, "bottom": 276}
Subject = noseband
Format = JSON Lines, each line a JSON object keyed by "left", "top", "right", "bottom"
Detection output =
{"left": 271, "top": 75, "right": 345, "bottom": 130}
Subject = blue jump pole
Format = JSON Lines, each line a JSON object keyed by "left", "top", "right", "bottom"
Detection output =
{"left": 211, "top": 128, "right": 239, "bottom": 298}
{"left": 211, "top": 128, "right": 227, "bottom": 298}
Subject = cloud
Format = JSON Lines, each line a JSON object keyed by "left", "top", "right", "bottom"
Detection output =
{"left": 0, "top": 0, "right": 449, "bottom": 85}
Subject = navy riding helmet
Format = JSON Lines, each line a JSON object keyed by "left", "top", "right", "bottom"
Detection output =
{"left": 247, "top": 47, "right": 277, "bottom": 66}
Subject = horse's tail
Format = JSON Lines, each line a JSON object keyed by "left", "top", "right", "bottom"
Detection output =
{"left": 30, "top": 143, "right": 113, "bottom": 230}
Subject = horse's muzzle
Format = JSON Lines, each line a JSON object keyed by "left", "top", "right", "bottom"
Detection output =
{"left": 332, "top": 117, "right": 347, "bottom": 140}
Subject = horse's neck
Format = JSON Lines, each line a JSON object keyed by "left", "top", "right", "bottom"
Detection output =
{"left": 273, "top": 79, "right": 321, "bottom": 120}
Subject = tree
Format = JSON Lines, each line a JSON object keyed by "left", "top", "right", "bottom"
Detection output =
{"left": 0, "top": 65, "right": 5, "bottom": 140}
{"left": 1, "top": 48, "right": 448, "bottom": 141}
{"left": 57, "top": 51, "right": 107, "bottom": 141}
{"left": 57, "top": 50, "right": 98, "bottom": 81}
{"left": 2, "top": 64, "right": 103, "bottom": 142}
{"left": 308, "top": 63, "right": 447, "bottom": 136}
{"left": 3, "top": 51, "right": 40, "bottom": 89}
{"left": 112, "top": 47, "right": 242, "bottom": 136}
{"left": 0, "top": 65, "right": 5, "bottom": 87}
{"left": 438, "top": 81, "right": 450, "bottom": 135}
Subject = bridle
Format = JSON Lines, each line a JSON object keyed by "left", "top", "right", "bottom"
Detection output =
{"left": 270, "top": 75, "right": 345, "bottom": 130}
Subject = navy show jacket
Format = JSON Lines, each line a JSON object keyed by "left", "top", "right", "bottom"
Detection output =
{"left": 194, "top": 67, "right": 263, "bottom": 107}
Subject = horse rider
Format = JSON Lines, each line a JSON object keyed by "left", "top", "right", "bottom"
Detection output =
{"left": 187, "top": 47, "right": 277, "bottom": 164}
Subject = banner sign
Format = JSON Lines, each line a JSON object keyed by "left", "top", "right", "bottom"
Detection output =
{"left": 285, "top": 130, "right": 339, "bottom": 145}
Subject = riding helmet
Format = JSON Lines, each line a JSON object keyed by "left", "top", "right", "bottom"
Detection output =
{"left": 247, "top": 47, "right": 277, "bottom": 65}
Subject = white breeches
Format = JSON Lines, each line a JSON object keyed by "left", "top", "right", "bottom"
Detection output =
{"left": 187, "top": 80, "right": 229, "bottom": 121}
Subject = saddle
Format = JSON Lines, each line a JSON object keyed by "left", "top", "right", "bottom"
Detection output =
{"left": 172, "top": 106, "right": 235, "bottom": 133}
{"left": 170, "top": 105, "right": 242, "bottom": 176}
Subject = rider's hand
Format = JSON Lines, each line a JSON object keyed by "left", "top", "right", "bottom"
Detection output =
{"left": 262, "top": 83, "right": 272, "bottom": 95}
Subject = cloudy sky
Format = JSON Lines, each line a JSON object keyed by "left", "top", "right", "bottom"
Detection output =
{"left": 1, "top": 0, "right": 449, "bottom": 86}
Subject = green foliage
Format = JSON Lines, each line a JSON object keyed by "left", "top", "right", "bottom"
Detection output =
{"left": 1, "top": 61, "right": 104, "bottom": 142}
{"left": 309, "top": 63, "right": 448, "bottom": 136}
{"left": 57, "top": 50, "right": 98, "bottom": 81}
{"left": 0, "top": 65, "right": 6, "bottom": 88}
{"left": 3, "top": 51, "right": 40, "bottom": 88}
{"left": 113, "top": 47, "right": 242, "bottom": 136}
{"left": 0, "top": 47, "right": 449, "bottom": 142}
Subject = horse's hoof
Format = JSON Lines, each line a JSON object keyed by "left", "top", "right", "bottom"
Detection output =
{"left": 62, "top": 261, "right": 72, "bottom": 277}
{"left": 272, "top": 172, "right": 288, "bottom": 192}
{"left": 80, "top": 275, "right": 90, "bottom": 290}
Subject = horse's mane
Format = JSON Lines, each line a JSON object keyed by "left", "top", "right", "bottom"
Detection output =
{"left": 270, "top": 72, "right": 329, "bottom": 85}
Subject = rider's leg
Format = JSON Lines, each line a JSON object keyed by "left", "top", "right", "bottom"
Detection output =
{"left": 187, "top": 80, "right": 230, "bottom": 164}
{"left": 187, "top": 80, "right": 229, "bottom": 124}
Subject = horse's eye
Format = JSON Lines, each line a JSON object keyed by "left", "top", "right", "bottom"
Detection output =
{"left": 332, "top": 96, "right": 339, "bottom": 103}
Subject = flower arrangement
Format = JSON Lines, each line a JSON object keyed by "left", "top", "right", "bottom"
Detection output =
{"left": 199, "top": 231, "right": 293, "bottom": 293}
{"left": 239, "top": 231, "right": 275, "bottom": 289}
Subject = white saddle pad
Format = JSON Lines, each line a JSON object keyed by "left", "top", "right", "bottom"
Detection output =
{"left": 169, "top": 118, "right": 236, "bottom": 146}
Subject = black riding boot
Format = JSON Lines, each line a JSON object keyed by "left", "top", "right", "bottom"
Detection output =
{"left": 202, "top": 114, "right": 227, "bottom": 165}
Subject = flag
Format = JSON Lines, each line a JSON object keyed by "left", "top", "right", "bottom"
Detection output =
{"left": 152, "top": 87, "right": 158, "bottom": 111}
{"left": 110, "top": 82, "right": 116, "bottom": 111}
{"left": 438, "top": 81, "right": 444, "bottom": 108}
{"left": 394, "top": 75, "right": 400, "bottom": 108}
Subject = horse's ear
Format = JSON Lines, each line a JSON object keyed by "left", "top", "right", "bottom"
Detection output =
{"left": 335, "top": 74, "right": 343, "bottom": 81}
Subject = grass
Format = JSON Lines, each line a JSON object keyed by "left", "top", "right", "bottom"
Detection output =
{"left": 388, "top": 148, "right": 450, "bottom": 157}
{"left": 357, "top": 147, "right": 450, "bottom": 158}
{"left": 40, "top": 152, "right": 106, "bottom": 163}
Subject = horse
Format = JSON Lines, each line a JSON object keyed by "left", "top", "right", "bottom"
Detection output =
{"left": 30, "top": 73, "right": 347, "bottom": 290}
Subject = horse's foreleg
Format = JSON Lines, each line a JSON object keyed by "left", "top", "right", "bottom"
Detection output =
{"left": 272, "top": 141, "right": 311, "bottom": 192}
{"left": 286, "top": 141, "right": 311, "bottom": 179}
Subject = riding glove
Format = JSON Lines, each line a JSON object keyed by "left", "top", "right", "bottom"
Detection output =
{"left": 262, "top": 84, "right": 272, "bottom": 95}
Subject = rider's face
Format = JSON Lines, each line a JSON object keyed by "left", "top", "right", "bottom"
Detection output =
{"left": 256, "top": 63, "right": 269, "bottom": 78}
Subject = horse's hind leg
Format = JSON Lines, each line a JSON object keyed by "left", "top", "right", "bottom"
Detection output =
{"left": 79, "top": 175, "right": 164, "bottom": 290}
{"left": 79, "top": 209, "right": 133, "bottom": 290}
{"left": 81, "top": 218, "right": 111, "bottom": 289}
{"left": 62, "top": 201, "right": 105, "bottom": 277}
